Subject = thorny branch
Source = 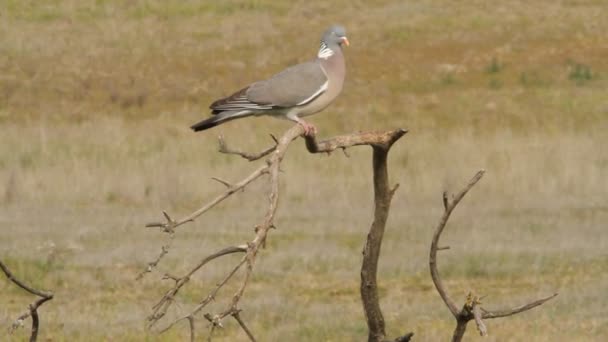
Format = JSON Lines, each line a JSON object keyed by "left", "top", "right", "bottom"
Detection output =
{"left": 1, "top": 259, "right": 54, "bottom": 342}
{"left": 429, "top": 170, "right": 558, "bottom": 342}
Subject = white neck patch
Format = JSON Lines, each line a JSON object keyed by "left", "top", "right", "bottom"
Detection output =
{"left": 317, "top": 41, "right": 334, "bottom": 59}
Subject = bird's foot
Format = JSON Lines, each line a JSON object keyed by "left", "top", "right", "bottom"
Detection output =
{"left": 298, "top": 121, "right": 317, "bottom": 137}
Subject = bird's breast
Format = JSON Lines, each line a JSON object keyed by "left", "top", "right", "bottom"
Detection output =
{"left": 297, "top": 54, "right": 346, "bottom": 117}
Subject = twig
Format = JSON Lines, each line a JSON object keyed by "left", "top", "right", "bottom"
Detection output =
{"left": 481, "top": 293, "right": 558, "bottom": 319}
{"left": 187, "top": 316, "right": 195, "bottom": 342}
{"left": 145, "top": 163, "right": 267, "bottom": 232}
{"left": 137, "top": 232, "right": 175, "bottom": 280}
{"left": 232, "top": 310, "right": 257, "bottom": 342}
{"left": 428, "top": 170, "right": 558, "bottom": 342}
{"left": 1, "top": 259, "right": 54, "bottom": 342}
{"left": 211, "top": 177, "right": 233, "bottom": 188}
{"left": 430, "top": 170, "right": 485, "bottom": 317}
{"left": 148, "top": 245, "right": 247, "bottom": 327}
{"left": 471, "top": 297, "right": 487, "bottom": 336}
{"left": 218, "top": 134, "right": 278, "bottom": 161}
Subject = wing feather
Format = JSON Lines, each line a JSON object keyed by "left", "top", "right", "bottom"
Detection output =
{"left": 246, "top": 61, "right": 328, "bottom": 107}
{"left": 210, "top": 61, "right": 328, "bottom": 114}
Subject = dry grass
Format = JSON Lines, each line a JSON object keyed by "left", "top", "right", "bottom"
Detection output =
{"left": 1, "top": 1, "right": 607, "bottom": 341}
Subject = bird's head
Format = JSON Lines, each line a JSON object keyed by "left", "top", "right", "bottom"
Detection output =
{"left": 321, "top": 25, "right": 349, "bottom": 48}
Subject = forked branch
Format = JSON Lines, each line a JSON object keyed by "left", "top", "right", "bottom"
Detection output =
{"left": 429, "top": 170, "right": 558, "bottom": 342}
{"left": 145, "top": 125, "right": 303, "bottom": 341}
{"left": 307, "top": 128, "right": 412, "bottom": 342}
{"left": 218, "top": 134, "right": 278, "bottom": 161}
{"left": 1, "top": 259, "right": 54, "bottom": 342}
{"left": 144, "top": 126, "right": 411, "bottom": 341}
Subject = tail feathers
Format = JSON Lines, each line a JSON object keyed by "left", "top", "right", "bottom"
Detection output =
{"left": 190, "top": 116, "right": 221, "bottom": 132}
{"left": 190, "top": 110, "right": 253, "bottom": 132}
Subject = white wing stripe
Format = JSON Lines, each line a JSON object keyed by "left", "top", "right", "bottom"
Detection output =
{"left": 296, "top": 80, "right": 328, "bottom": 106}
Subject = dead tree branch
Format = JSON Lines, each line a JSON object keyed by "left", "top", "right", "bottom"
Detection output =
{"left": 429, "top": 170, "right": 558, "bottom": 342}
{"left": 232, "top": 310, "right": 257, "bottom": 342}
{"left": 1, "top": 259, "right": 54, "bottom": 342}
{"left": 144, "top": 126, "right": 413, "bottom": 341}
{"left": 305, "top": 128, "right": 411, "bottom": 342}
{"left": 218, "top": 134, "right": 278, "bottom": 161}
{"left": 145, "top": 125, "right": 303, "bottom": 340}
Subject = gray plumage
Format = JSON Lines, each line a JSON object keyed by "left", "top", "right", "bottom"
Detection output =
{"left": 191, "top": 25, "right": 348, "bottom": 134}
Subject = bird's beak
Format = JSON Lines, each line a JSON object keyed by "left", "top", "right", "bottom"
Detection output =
{"left": 342, "top": 37, "right": 350, "bottom": 47}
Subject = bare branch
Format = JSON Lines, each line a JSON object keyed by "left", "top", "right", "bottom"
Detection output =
{"left": 428, "top": 170, "right": 557, "bottom": 341}
{"left": 187, "top": 316, "right": 195, "bottom": 342}
{"left": 203, "top": 313, "right": 220, "bottom": 342}
{"left": 218, "top": 134, "right": 277, "bottom": 161}
{"left": 211, "top": 177, "right": 233, "bottom": 188}
{"left": 429, "top": 170, "right": 485, "bottom": 317}
{"left": 482, "top": 293, "right": 558, "bottom": 319}
{"left": 232, "top": 310, "right": 257, "bottom": 342}
{"left": 148, "top": 245, "right": 247, "bottom": 327}
{"left": 148, "top": 125, "right": 304, "bottom": 338}
{"left": 1, "top": 259, "right": 54, "bottom": 342}
{"left": 472, "top": 298, "right": 487, "bottom": 336}
{"left": 304, "top": 128, "right": 407, "bottom": 154}
{"left": 145, "top": 163, "right": 268, "bottom": 233}
{"left": 146, "top": 125, "right": 414, "bottom": 341}
{"left": 137, "top": 232, "right": 175, "bottom": 280}
{"left": 303, "top": 129, "right": 410, "bottom": 341}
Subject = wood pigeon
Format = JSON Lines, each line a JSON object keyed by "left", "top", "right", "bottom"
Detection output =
{"left": 191, "top": 25, "right": 349, "bottom": 136}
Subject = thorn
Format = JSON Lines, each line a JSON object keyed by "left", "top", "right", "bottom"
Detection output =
{"left": 442, "top": 191, "right": 449, "bottom": 210}
{"left": 437, "top": 246, "right": 450, "bottom": 251}
{"left": 269, "top": 134, "right": 278, "bottom": 144}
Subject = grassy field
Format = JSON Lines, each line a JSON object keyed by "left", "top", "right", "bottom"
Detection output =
{"left": 1, "top": 1, "right": 607, "bottom": 341}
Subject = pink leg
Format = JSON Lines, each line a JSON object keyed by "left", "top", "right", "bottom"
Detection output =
{"left": 296, "top": 120, "right": 317, "bottom": 137}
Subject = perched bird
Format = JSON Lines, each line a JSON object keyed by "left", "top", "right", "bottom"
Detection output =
{"left": 190, "top": 25, "right": 349, "bottom": 136}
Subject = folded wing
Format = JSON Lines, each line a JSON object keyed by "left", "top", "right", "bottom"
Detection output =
{"left": 210, "top": 62, "right": 328, "bottom": 114}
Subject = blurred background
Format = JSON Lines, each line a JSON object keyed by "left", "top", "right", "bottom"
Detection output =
{"left": 1, "top": 1, "right": 606, "bottom": 341}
